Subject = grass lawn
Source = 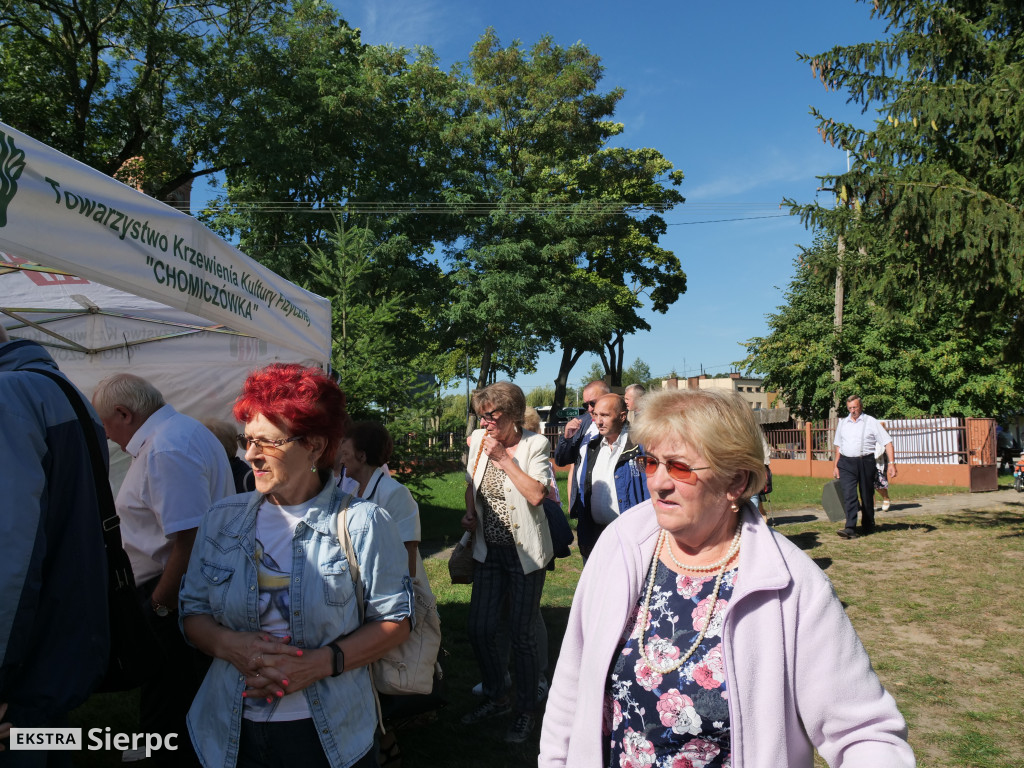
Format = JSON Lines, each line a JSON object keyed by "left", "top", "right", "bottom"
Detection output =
{"left": 68, "top": 472, "right": 1023, "bottom": 767}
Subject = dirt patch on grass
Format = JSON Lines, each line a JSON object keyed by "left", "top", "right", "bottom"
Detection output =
{"left": 786, "top": 509, "right": 1024, "bottom": 767}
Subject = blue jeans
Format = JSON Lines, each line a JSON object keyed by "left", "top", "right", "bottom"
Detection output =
{"left": 236, "top": 719, "right": 377, "bottom": 768}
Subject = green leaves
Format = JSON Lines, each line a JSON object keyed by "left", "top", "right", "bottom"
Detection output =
{"left": 793, "top": 0, "right": 1024, "bottom": 367}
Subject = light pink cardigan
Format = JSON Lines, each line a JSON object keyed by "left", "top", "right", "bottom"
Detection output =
{"left": 539, "top": 501, "right": 915, "bottom": 767}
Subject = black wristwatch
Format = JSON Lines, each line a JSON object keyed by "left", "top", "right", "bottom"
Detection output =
{"left": 329, "top": 643, "right": 345, "bottom": 677}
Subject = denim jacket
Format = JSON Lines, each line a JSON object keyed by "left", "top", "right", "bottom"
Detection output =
{"left": 179, "top": 481, "right": 413, "bottom": 768}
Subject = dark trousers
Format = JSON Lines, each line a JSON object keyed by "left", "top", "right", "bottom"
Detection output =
{"left": 838, "top": 454, "right": 876, "bottom": 532}
{"left": 236, "top": 719, "right": 377, "bottom": 768}
{"left": 467, "top": 544, "right": 546, "bottom": 713}
{"left": 137, "top": 576, "right": 210, "bottom": 768}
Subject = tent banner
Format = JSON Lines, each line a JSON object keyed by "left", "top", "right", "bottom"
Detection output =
{"left": 0, "top": 121, "right": 331, "bottom": 361}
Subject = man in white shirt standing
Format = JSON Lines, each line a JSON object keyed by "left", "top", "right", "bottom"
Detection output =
{"left": 573, "top": 394, "right": 648, "bottom": 559}
{"left": 832, "top": 394, "right": 897, "bottom": 539}
{"left": 92, "top": 373, "right": 234, "bottom": 767}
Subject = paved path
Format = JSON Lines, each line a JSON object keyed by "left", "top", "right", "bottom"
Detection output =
{"left": 765, "top": 486, "right": 1024, "bottom": 527}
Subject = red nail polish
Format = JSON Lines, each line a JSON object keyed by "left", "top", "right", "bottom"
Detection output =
{"left": 296, "top": 650, "right": 303, "bottom": 657}
{"left": 282, "top": 679, "right": 289, "bottom": 687}
{"left": 265, "top": 697, "right": 273, "bottom": 703}
{"left": 276, "top": 690, "right": 284, "bottom": 697}
{"left": 241, "top": 692, "right": 247, "bottom": 698}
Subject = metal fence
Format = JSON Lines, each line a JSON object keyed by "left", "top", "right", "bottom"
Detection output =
{"left": 764, "top": 417, "right": 970, "bottom": 465}
{"left": 397, "top": 427, "right": 563, "bottom": 466}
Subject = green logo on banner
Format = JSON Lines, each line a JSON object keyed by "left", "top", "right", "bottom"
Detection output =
{"left": 1, "top": 130, "right": 27, "bottom": 227}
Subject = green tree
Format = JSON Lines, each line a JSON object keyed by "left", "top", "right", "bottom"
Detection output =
{"left": 789, "top": 0, "right": 1024, "bottom": 364}
{"left": 307, "top": 219, "right": 436, "bottom": 418}
{"left": 439, "top": 31, "right": 686, "bottom": 414}
{"left": 744, "top": 230, "right": 1018, "bottom": 419}
{"left": 622, "top": 358, "right": 652, "bottom": 388}
{"left": 578, "top": 360, "right": 607, "bottom": 390}
{"left": 0, "top": 0, "right": 287, "bottom": 199}
{"left": 525, "top": 386, "right": 556, "bottom": 407}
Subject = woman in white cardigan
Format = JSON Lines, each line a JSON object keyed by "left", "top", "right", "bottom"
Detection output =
{"left": 460, "top": 381, "right": 553, "bottom": 744}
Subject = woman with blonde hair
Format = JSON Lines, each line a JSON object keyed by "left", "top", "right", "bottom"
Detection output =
{"left": 540, "top": 388, "right": 913, "bottom": 767}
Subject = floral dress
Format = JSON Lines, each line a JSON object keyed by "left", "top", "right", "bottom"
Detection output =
{"left": 605, "top": 560, "right": 738, "bottom": 768}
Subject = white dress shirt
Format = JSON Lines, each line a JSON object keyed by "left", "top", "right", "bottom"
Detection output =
{"left": 589, "top": 426, "right": 629, "bottom": 525}
{"left": 834, "top": 413, "right": 892, "bottom": 458}
{"left": 116, "top": 404, "right": 235, "bottom": 582}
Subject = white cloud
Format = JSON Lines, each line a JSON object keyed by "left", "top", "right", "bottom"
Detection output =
{"left": 339, "top": 0, "right": 464, "bottom": 51}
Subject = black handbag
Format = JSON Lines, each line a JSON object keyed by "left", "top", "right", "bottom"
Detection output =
{"left": 30, "top": 369, "right": 155, "bottom": 692}
{"left": 544, "top": 498, "right": 574, "bottom": 558}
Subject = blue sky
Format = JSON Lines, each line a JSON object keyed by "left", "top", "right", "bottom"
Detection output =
{"left": 336, "top": 0, "right": 887, "bottom": 394}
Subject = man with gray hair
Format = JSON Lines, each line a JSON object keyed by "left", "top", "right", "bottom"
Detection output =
{"left": 624, "top": 383, "right": 646, "bottom": 422}
{"left": 92, "top": 373, "right": 233, "bottom": 766}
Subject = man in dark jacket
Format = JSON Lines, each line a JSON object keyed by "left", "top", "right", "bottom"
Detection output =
{"left": 554, "top": 380, "right": 611, "bottom": 510}
{"left": 0, "top": 327, "right": 109, "bottom": 760}
{"left": 571, "top": 394, "right": 649, "bottom": 559}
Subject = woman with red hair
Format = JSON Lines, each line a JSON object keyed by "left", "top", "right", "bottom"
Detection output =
{"left": 180, "top": 364, "right": 412, "bottom": 768}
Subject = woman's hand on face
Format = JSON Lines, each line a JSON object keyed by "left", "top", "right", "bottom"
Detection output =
{"left": 482, "top": 434, "right": 510, "bottom": 465}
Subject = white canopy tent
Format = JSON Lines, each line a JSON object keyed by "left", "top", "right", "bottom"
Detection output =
{"left": 0, "top": 121, "right": 332, "bottom": 486}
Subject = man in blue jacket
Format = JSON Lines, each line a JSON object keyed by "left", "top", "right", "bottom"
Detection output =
{"left": 571, "top": 394, "right": 648, "bottom": 559}
{"left": 554, "top": 380, "right": 610, "bottom": 510}
{"left": 0, "top": 327, "right": 109, "bottom": 761}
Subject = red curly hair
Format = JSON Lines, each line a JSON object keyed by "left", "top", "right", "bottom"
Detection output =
{"left": 233, "top": 363, "right": 347, "bottom": 471}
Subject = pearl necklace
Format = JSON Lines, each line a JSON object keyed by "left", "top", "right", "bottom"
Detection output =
{"left": 638, "top": 522, "right": 742, "bottom": 675}
{"left": 665, "top": 522, "right": 743, "bottom": 573}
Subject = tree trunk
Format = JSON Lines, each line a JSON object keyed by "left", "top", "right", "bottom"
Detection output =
{"left": 551, "top": 345, "right": 587, "bottom": 411}
{"left": 604, "top": 331, "right": 625, "bottom": 387}
{"left": 465, "top": 343, "right": 493, "bottom": 434}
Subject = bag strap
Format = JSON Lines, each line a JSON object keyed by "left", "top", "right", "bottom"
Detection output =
{"left": 334, "top": 494, "right": 386, "bottom": 732}
{"left": 25, "top": 369, "right": 137, "bottom": 596}
{"left": 24, "top": 369, "right": 127, "bottom": 558}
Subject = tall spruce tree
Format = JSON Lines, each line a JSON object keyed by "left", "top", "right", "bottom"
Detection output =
{"left": 788, "top": 0, "right": 1024, "bottom": 366}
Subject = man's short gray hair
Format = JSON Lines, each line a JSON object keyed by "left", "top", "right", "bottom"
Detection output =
{"left": 625, "top": 383, "right": 646, "bottom": 397}
{"left": 93, "top": 373, "right": 165, "bottom": 419}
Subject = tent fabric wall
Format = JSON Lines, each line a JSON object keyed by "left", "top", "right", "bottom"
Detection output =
{"left": 0, "top": 120, "right": 331, "bottom": 360}
{"left": 1, "top": 257, "right": 324, "bottom": 492}
{"left": 0, "top": 122, "right": 333, "bottom": 490}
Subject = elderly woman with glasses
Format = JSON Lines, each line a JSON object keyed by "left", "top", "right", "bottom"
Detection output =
{"left": 459, "top": 381, "right": 554, "bottom": 744}
{"left": 539, "top": 389, "right": 914, "bottom": 768}
{"left": 179, "top": 364, "right": 412, "bottom": 768}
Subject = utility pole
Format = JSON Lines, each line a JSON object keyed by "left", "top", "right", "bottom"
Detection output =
{"left": 830, "top": 235, "right": 844, "bottom": 425}
{"left": 828, "top": 150, "right": 851, "bottom": 427}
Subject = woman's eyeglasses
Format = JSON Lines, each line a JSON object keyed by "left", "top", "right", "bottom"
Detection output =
{"left": 237, "top": 434, "right": 305, "bottom": 453}
{"left": 478, "top": 410, "right": 502, "bottom": 423}
{"left": 635, "top": 455, "right": 711, "bottom": 485}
